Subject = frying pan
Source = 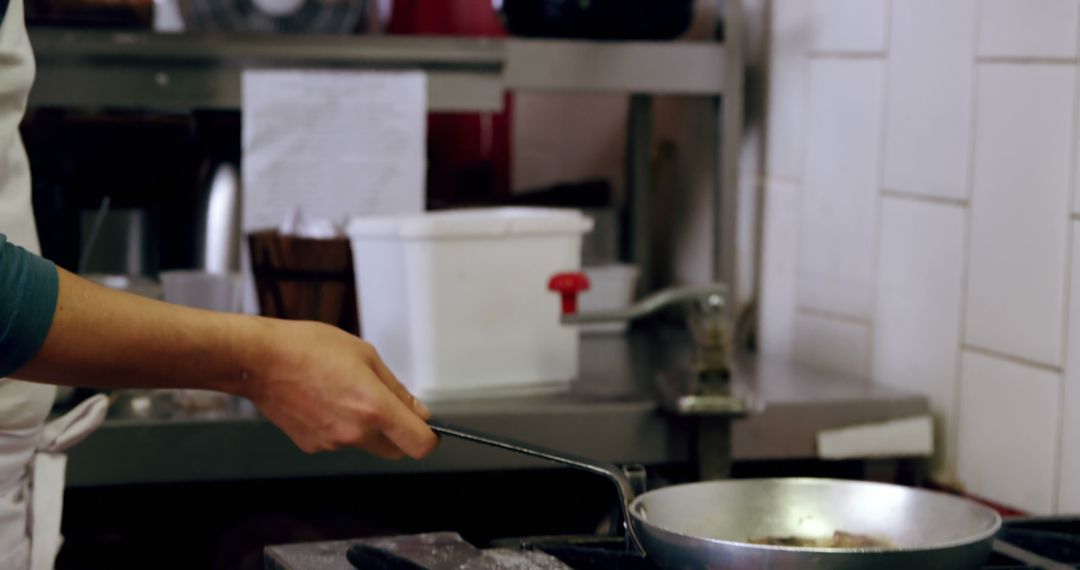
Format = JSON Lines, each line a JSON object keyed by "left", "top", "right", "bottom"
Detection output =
{"left": 429, "top": 420, "right": 1002, "bottom": 570}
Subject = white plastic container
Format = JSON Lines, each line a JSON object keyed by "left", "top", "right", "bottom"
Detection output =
{"left": 347, "top": 208, "right": 593, "bottom": 401}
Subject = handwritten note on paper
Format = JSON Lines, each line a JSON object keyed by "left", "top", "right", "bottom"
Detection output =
{"left": 239, "top": 69, "right": 427, "bottom": 313}
{"left": 241, "top": 69, "right": 427, "bottom": 232}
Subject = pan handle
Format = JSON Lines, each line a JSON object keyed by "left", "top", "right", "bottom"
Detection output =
{"left": 428, "top": 419, "right": 645, "bottom": 555}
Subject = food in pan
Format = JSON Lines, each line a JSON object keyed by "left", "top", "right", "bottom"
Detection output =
{"left": 750, "top": 531, "right": 893, "bottom": 549}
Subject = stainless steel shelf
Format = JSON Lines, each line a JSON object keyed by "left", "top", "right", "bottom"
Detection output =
{"left": 64, "top": 332, "right": 929, "bottom": 487}
{"left": 28, "top": 29, "right": 505, "bottom": 112}
{"left": 504, "top": 39, "right": 725, "bottom": 95}
{"left": 27, "top": 28, "right": 725, "bottom": 112}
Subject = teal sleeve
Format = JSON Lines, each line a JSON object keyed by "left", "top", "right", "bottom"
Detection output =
{"left": 0, "top": 233, "right": 59, "bottom": 378}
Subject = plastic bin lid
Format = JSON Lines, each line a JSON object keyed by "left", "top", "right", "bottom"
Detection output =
{"left": 347, "top": 207, "right": 594, "bottom": 240}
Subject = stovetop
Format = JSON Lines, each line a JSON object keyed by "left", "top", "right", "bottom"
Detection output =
{"left": 265, "top": 517, "right": 1080, "bottom": 570}
{"left": 990, "top": 517, "right": 1080, "bottom": 568}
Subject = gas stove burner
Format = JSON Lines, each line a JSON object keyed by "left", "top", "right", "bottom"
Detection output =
{"left": 265, "top": 518, "right": 1080, "bottom": 570}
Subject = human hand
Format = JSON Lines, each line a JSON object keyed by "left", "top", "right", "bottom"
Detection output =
{"left": 17, "top": 268, "right": 436, "bottom": 461}
{"left": 242, "top": 320, "right": 437, "bottom": 459}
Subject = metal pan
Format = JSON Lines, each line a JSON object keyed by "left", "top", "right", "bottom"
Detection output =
{"left": 429, "top": 420, "right": 1002, "bottom": 570}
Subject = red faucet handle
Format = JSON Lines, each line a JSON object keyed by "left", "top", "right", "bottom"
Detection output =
{"left": 548, "top": 271, "right": 591, "bottom": 315}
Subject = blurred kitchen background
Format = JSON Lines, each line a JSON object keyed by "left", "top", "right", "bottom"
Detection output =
{"left": 19, "top": 0, "right": 1080, "bottom": 567}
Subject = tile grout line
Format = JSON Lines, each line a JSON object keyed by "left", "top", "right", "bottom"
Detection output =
{"left": 806, "top": 51, "right": 886, "bottom": 60}
{"left": 952, "top": 208, "right": 972, "bottom": 485}
{"left": 882, "top": 0, "right": 892, "bottom": 56}
{"left": 977, "top": 56, "right": 1078, "bottom": 65}
{"left": 1053, "top": 221, "right": 1073, "bottom": 513}
{"left": 880, "top": 189, "right": 969, "bottom": 208}
{"left": 867, "top": 0, "right": 895, "bottom": 382}
{"left": 795, "top": 306, "right": 873, "bottom": 326}
{"left": 762, "top": 174, "right": 803, "bottom": 186}
{"left": 1050, "top": 30, "right": 1080, "bottom": 509}
{"left": 1064, "top": 0, "right": 1080, "bottom": 516}
{"left": 950, "top": 0, "right": 983, "bottom": 483}
{"left": 1075, "top": 0, "right": 1080, "bottom": 63}
{"left": 961, "top": 344, "right": 1064, "bottom": 374}
{"left": 788, "top": 26, "right": 812, "bottom": 361}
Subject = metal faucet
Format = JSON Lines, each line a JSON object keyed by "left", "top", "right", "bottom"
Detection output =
{"left": 549, "top": 272, "right": 744, "bottom": 480}
{"left": 554, "top": 282, "right": 729, "bottom": 326}
{"left": 549, "top": 273, "right": 743, "bottom": 414}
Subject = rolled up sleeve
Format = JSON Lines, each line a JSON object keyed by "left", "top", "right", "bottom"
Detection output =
{"left": 0, "top": 233, "right": 58, "bottom": 377}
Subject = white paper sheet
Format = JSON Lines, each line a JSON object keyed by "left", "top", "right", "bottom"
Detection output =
{"left": 241, "top": 69, "right": 426, "bottom": 231}
{"left": 240, "top": 69, "right": 427, "bottom": 312}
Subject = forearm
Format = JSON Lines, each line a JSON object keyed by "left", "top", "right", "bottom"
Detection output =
{"left": 13, "top": 266, "right": 437, "bottom": 458}
{"left": 15, "top": 267, "right": 271, "bottom": 396}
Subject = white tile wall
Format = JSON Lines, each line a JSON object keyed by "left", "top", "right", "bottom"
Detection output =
{"left": 808, "top": 0, "right": 888, "bottom": 53}
{"left": 966, "top": 64, "right": 1074, "bottom": 367}
{"left": 766, "top": 0, "right": 809, "bottom": 180}
{"left": 798, "top": 59, "right": 883, "bottom": 319}
{"left": 873, "top": 198, "right": 966, "bottom": 475}
{"left": 1059, "top": 223, "right": 1080, "bottom": 513}
{"left": 793, "top": 312, "right": 872, "bottom": 379}
{"left": 957, "top": 351, "right": 1061, "bottom": 514}
{"left": 882, "top": 0, "right": 976, "bottom": 201}
{"left": 759, "top": 180, "right": 801, "bottom": 359}
{"left": 978, "top": 0, "right": 1080, "bottom": 59}
{"left": 768, "top": 0, "right": 1080, "bottom": 511}
{"left": 1074, "top": 107, "right": 1080, "bottom": 215}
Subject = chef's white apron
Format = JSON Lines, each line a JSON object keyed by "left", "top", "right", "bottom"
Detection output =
{"left": 0, "top": 0, "right": 108, "bottom": 567}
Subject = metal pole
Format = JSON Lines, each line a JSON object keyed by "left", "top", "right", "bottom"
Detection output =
{"left": 716, "top": 0, "right": 745, "bottom": 296}
{"left": 624, "top": 94, "right": 654, "bottom": 293}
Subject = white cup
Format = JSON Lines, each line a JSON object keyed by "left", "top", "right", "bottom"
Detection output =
{"left": 160, "top": 270, "right": 242, "bottom": 313}
{"left": 580, "top": 264, "right": 641, "bottom": 334}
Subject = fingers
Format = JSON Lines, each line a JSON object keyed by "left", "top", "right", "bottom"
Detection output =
{"left": 367, "top": 348, "right": 432, "bottom": 420}
{"left": 319, "top": 426, "right": 405, "bottom": 460}
{"left": 369, "top": 381, "right": 439, "bottom": 459}
{"left": 358, "top": 431, "right": 407, "bottom": 460}
{"left": 262, "top": 323, "right": 438, "bottom": 460}
{"left": 334, "top": 337, "right": 438, "bottom": 459}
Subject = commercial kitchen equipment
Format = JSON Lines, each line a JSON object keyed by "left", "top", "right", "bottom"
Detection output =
{"left": 549, "top": 273, "right": 743, "bottom": 479}
{"left": 66, "top": 329, "right": 930, "bottom": 487}
{"left": 264, "top": 517, "right": 1080, "bottom": 569}
{"left": 60, "top": 327, "right": 936, "bottom": 566}
{"left": 415, "top": 420, "right": 1000, "bottom": 570}
{"left": 25, "top": 25, "right": 745, "bottom": 302}
{"left": 264, "top": 417, "right": 1071, "bottom": 570}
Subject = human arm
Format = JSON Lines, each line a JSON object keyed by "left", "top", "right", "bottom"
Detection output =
{"left": 5, "top": 242, "right": 436, "bottom": 459}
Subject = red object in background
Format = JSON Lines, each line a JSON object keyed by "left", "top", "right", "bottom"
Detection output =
{"left": 956, "top": 494, "right": 1028, "bottom": 518}
{"left": 923, "top": 480, "right": 1029, "bottom": 518}
{"left": 387, "top": 0, "right": 505, "bottom": 36}
{"left": 388, "top": 0, "right": 513, "bottom": 207}
{"left": 548, "top": 272, "right": 591, "bottom": 315}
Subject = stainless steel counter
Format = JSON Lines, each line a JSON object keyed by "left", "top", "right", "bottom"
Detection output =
{"left": 64, "top": 331, "right": 928, "bottom": 487}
